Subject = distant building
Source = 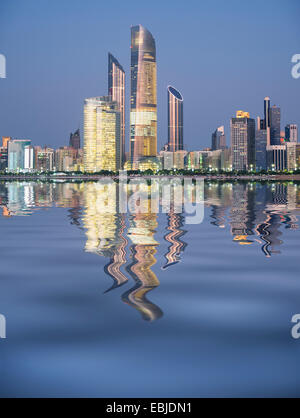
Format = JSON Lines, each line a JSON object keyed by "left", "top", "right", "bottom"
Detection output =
{"left": 2, "top": 137, "right": 11, "bottom": 149}
{"left": 55, "top": 147, "right": 75, "bottom": 172}
{"left": 255, "top": 130, "right": 268, "bottom": 171}
{"left": 285, "top": 124, "right": 298, "bottom": 143}
{"left": 167, "top": 86, "right": 184, "bottom": 152}
{"left": 270, "top": 105, "right": 281, "bottom": 145}
{"left": 69, "top": 129, "right": 81, "bottom": 150}
{"left": 160, "top": 151, "right": 173, "bottom": 170}
{"left": 0, "top": 148, "right": 8, "bottom": 171}
{"left": 267, "top": 145, "right": 287, "bottom": 171}
{"left": 212, "top": 126, "right": 226, "bottom": 150}
{"left": 296, "top": 145, "right": 300, "bottom": 169}
{"left": 8, "top": 139, "right": 31, "bottom": 172}
{"left": 24, "top": 146, "right": 35, "bottom": 171}
{"left": 286, "top": 143, "right": 297, "bottom": 171}
{"left": 173, "top": 150, "right": 187, "bottom": 170}
{"left": 36, "top": 147, "right": 55, "bottom": 172}
{"left": 231, "top": 111, "right": 255, "bottom": 171}
{"left": 83, "top": 96, "right": 121, "bottom": 172}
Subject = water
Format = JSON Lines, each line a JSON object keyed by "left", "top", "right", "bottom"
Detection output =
{"left": 0, "top": 180, "right": 300, "bottom": 398}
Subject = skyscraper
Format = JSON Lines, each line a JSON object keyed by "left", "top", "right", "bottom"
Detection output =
{"left": 264, "top": 97, "right": 271, "bottom": 145}
{"left": 231, "top": 111, "right": 255, "bottom": 171}
{"left": 255, "top": 129, "right": 268, "bottom": 171}
{"left": 270, "top": 105, "right": 281, "bottom": 145}
{"left": 285, "top": 124, "right": 298, "bottom": 143}
{"left": 167, "top": 86, "right": 183, "bottom": 152}
{"left": 264, "top": 97, "right": 271, "bottom": 130}
{"left": 8, "top": 139, "right": 31, "bottom": 172}
{"left": 130, "top": 25, "right": 157, "bottom": 169}
{"left": 69, "top": 129, "right": 81, "bottom": 150}
{"left": 108, "top": 53, "right": 125, "bottom": 167}
{"left": 212, "top": 126, "right": 226, "bottom": 150}
{"left": 83, "top": 96, "right": 121, "bottom": 173}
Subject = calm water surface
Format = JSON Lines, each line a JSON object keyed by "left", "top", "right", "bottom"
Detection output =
{"left": 0, "top": 180, "right": 300, "bottom": 397}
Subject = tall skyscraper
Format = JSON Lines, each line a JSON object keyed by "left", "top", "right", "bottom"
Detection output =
{"left": 8, "top": 139, "right": 31, "bottom": 171}
{"left": 264, "top": 97, "right": 271, "bottom": 130}
{"left": 264, "top": 97, "right": 271, "bottom": 145}
{"left": 212, "top": 126, "right": 226, "bottom": 150}
{"left": 108, "top": 53, "right": 125, "bottom": 167}
{"left": 231, "top": 111, "right": 255, "bottom": 171}
{"left": 285, "top": 124, "right": 298, "bottom": 143}
{"left": 167, "top": 86, "right": 183, "bottom": 152}
{"left": 83, "top": 96, "right": 121, "bottom": 173}
{"left": 270, "top": 105, "right": 281, "bottom": 145}
{"left": 130, "top": 25, "right": 157, "bottom": 169}
{"left": 69, "top": 129, "right": 81, "bottom": 150}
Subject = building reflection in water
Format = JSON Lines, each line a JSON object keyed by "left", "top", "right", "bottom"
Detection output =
{"left": 0, "top": 180, "right": 299, "bottom": 321}
{"left": 163, "top": 206, "right": 187, "bottom": 270}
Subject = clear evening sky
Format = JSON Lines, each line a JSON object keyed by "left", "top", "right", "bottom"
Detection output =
{"left": 0, "top": 0, "right": 299, "bottom": 150}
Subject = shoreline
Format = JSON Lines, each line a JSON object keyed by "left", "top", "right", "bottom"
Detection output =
{"left": 0, "top": 174, "right": 300, "bottom": 182}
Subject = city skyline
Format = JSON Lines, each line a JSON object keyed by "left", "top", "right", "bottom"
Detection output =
{"left": 0, "top": 0, "right": 299, "bottom": 151}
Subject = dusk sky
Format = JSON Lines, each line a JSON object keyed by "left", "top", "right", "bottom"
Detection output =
{"left": 0, "top": 0, "right": 299, "bottom": 150}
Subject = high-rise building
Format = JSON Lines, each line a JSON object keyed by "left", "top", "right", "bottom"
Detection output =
{"left": 286, "top": 143, "right": 297, "bottom": 171}
{"left": 285, "top": 124, "right": 298, "bottom": 143}
{"left": 130, "top": 25, "right": 157, "bottom": 169}
{"left": 255, "top": 130, "right": 268, "bottom": 171}
{"left": 69, "top": 129, "right": 81, "bottom": 150}
{"left": 231, "top": 112, "right": 255, "bottom": 171}
{"left": 296, "top": 145, "right": 300, "bottom": 169}
{"left": 55, "top": 147, "right": 74, "bottom": 171}
{"left": 270, "top": 105, "right": 281, "bottom": 145}
{"left": 108, "top": 53, "right": 125, "bottom": 167}
{"left": 267, "top": 145, "right": 287, "bottom": 171}
{"left": 83, "top": 96, "right": 121, "bottom": 173}
{"left": 8, "top": 139, "right": 31, "bottom": 172}
{"left": 212, "top": 126, "right": 226, "bottom": 150}
{"left": 264, "top": 97, "right": 271, "bottom": 130}
{"left": 24, "top": 146, "right": 35, "bottom": 171}
{"left": 167, "top": 86, "right": 183, "bottom": 152}
{"left": 2, "top": 137, "right": 11, "bottom": 149}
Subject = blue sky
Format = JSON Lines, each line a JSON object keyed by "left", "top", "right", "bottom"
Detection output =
{"left": 0, "top": 0, "right": 299, "bottom": 150}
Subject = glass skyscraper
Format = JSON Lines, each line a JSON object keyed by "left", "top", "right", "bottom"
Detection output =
{"left": 108, "top": 53, "right": 125, "bottom": 168}
{"left": 167, "top": 86, "right": 183, "bottom": 152}
{"left": 83, "top": 97, "right": 120, "bottom": 173}
{"left": 130, "top": 25, "right": 157, "bottom": 169}
{"left": 270, "top": 105, "right": 281, "bottom": 146}
{"left": 255, "top": 129, "right": 268, "bottom": 171}
{"left": 8, "top": 139, "right": 31, "bottom": 172}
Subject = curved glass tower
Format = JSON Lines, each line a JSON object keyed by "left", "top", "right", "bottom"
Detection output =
{"left": 167, "top": 86, "right": 183, "bottom": 152}
{"left": 130, "top": 25, "right": 157, "bottom": 169}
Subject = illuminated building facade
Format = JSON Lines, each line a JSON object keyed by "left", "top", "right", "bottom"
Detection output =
{"left": 83, "top": 96, "right": 121, "bottom": 172}
{"left": 267, "top": 145, "right": 287, "bottom": 171}
{"left": 108, "top": 53, "right": 125, "bottom": 168}
{"left": 2, "top": 137, "right": 11, "bottom": 149}
{"left": 130, "top": 25, "right": 157, "bottom": 169}
{"left": 7, "top": 139, "right": 31, "bottom": 172}
{"left": 167, "top": 86, "right": 183, "bottom": 152}
{"left": 231, "top": 111, "right": 255, "bottom": 171}
{"left": 285, "top": 124, "right": 298, "bottom": 143}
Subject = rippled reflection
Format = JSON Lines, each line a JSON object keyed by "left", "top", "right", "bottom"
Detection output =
{"left": 0, "top": 180, "right": 299, "bottom": 321}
